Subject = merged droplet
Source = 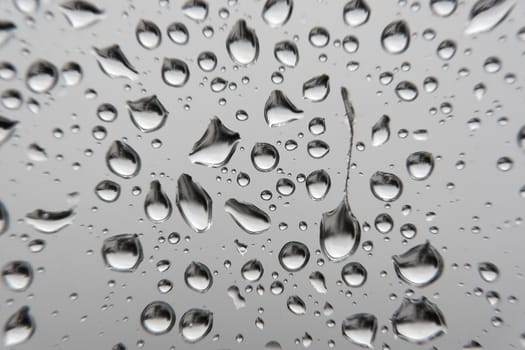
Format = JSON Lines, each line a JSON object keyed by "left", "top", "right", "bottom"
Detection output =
{"left": 262, "top": 0, "right": 293, "bottom": 27}
{"left": 303, "top": 74, "right": 330, "bottom": 102}
{"left": 197, "top": 51, "right": 217, "bottom": 72}
{"left": 341, "top": 262, "right": 367, "bottom": 287}
{"left": 371, "top": 115, "right": 390, "bottom": 147}
{"left": 224, "top": 198, "right": 271, "bottom": 234}
{"left": 391, "top": 297, "right": 447, "bottom": 344}
{"left": 306, "top": 169, "right": 331, "bottom": 200}
{"left": 287, "top": 295, "right": 306, "bottom": 315}
{"left": 342, "top": 313, "right": 377, "bottom": 348}
{"left": 393, "top": 241, "right": 443, "bottom": 287}
{"left": 241, "top": 259, "right": 264, "bottom": 282}
{"left": 136, "top": 19, "right": 161, "bottom": 49}
{"left": 94, "top": 45, "right": 138, "bottom": 80}
{"left": 184, "top": 261, "right": 213, "bottom": 292}
{"left": 465, "top": 0, "right": 515, "bottom": 36}
{"left": 320, "top": 198, "right": 360, "bottom": 261}
{"left": 2, "top": 261, "right": 33, "bottom": 292}
{"left": 101, "top": 234, "right": 143, "bottom": 272}
{"left": 60, "top": 0, "right": 105, "bottom": 29}
{"left": 343, "top": 0, "right": 371, "bottom": 27}
{"left": 226, "top": 20, "right": 260, "bottom": 65}
{"left": 182, "top": 0, "right": 209, "bottom": 22}
{"left": 381, "top": 20, "right": 410, "bottom": 54}
{"left": 176, "top": 174, "right": 212, "bottom": 233}
{"left": 279, "top": 241, "right": 310, "bottom": 272}
{"left": 179, "top": 308, "right": 213, "bottom": 343}
{"left": 406, "top": 151, "right": 434, "bottom": 180}
{"left": 251, "top": 143, "right": 280, "bottom": 171}
{"left": 3, "top": 306, "right": 35, "bottom": 347}
{"left": 127, "top": 95, "right": 168, "bottom": 133}
{"left": 264, "top": 90, "right": 304, "bottom": 127}
{"left": 144, "top": 181, "right": 172, "bottom": 223}
{"left": 189, "top": 117, "right": 240, "bottom": 167}
{"left": 25, "top": 208, "right": 75, "bottom": 233}
{"left": 106, "top": 140, "right": 141, "bottom": 179}
{"left": 141, "top": 301, "right": 175, "bottom": 335}
{"left": 26, "top": 60, "right": 59, "bottom": 93}
{"left": 370, "top": 171, "right": 403, "bottom": 202}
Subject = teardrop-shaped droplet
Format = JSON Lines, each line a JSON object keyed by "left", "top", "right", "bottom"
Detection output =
{"left": 224, "top": 198, "right": 271, "bottom": 234}
{"left": 241, "top": 259, "right": 264, "bottom": 282}
{"left": 94, "top": 45, "right": 138, "bottom": 80}
{"left": 161, "top": 57, "right": 189, "bottom": 87}
{"left": 274, "top": 41, "right": 298, "bottom": 67}
{"left": 26, "top": 60, "right": 58, "bottom": 93}
{"left": 262, "top": 0, "right": 293, "bottom": 27}
{"left": 102, "top": 234, "right": 143, "bottom": 272}
{"left": 106, "top": 140, "right": 141, "bottom": 179}
{"left": 95, "top": 180, "right": 120, "bottom": 203}
{"left": 302, "top": 74, "right": 330, "bottom": 102}
{"left": 370, "top": 171, "right": 403, "bottom": 202}
{"left": 60, "top": 0, "right": 104, "bottom": 29}
{"left": 342, "top": 313, "right": 377, "bottom": 348}
{"left": 320, "top": 198, "right": 361, "bottom": 261}
{"left": 343, "top": 0, "right": 370, "bottom": 27}
{"left": 279, "top": 241, "right": 310, "bottom": 271}
{"left": 141, "top": 301, "right": 175, "bottom": 335}
{"left": 341, "top": 262, "right": 367, "bottom": 287}
{"left": 3, "top": 306, "right": 35, "bottom": 347}
{"left": 144, "top": 180, "right": 172, "bottom": 223}
{"left": 478, "top": 262, "right": 499, "bottom": 282}
{"left": 381, "top": 20, "right": 410, "bottom": 54}
{"left": 391, "top": 297, "right": 447, "bottom": 344}
{"left": 393, "top": 241, "right": 443, "bottom": 287}
{"left": 25, "top": 208, "right": 75, "bottom": 233}
{"left": 179, "top": 308, "right": 213, "bottom": 343}
{"left": 264, "top": 90, "right": 304, "bottom": 127}
{"left": 371, "top": 115, "right": 390, "bottom": 147}
{"left": 2, "top": 261, "right": 33, "bottom": 292}
{"left": 0, "top": 201, "right": 8, "bottom": 235}
{"left": 406, "top": 151, "right": 434, "bottom": 180}
{"left": 287, "top": 296, "right": 306, "bottom": 315}
{"left": 182, "top": 0, "right": 208, "bottom": 22}
{"left": 430, "top": 0, "right": 457, "bottom": 17}
{"left": 136, "top": 19, "right": 161, "bottom": 49}
{"left": 465, "top": 0, "right": 515, "bottom": 36}
{"left": 0, "top": 116, "right": 18, "bottom": 147}
{"left": 176, "top": 174, "right": 212, "bottom": 233}
{"left": 226, "top": 20, "right": 260, "bottom": 65}
{"left": 306, "top": 169, "right": 331, "bottom": 200}
{"left": 127, "top": 95, "right": 168, "bottom": 132}
{"left": 251, "top": 143, "right": 280, "bottom": 171}
{"left": 184, "top": 261, "right": 213, "bottom": 292}
{"left": 167, "top": 22, "right": 189, "bottom": 44}
{"left": 189, "top": 117, "right": 240, "bottom": 167}
{"left": 61, "top": 62, "right": 83, "bottom": 86}
{"left": 309, "top": 271, "right": 327, "bottom": 293}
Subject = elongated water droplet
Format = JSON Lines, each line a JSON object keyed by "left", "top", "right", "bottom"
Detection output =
{"left": 320, "top": 198, "right": 360, "bottom": 261}
{"left": 4, "top": 306, "right": 35, "bottom": 347}
{"left": 264, "top": 90, "right": 304, "bottom": 127}
{"left": 517, "top": 125, "right": 525, "bottom": 150}
{"left": 225, "top": 198, "right": 271, "bottom": 234}
{"left": 274, "top": 41, "right": 298, "bottom": 67}
{"left": 0, "top": 116, "right": 17, "bottom": 147}
{"left": 0, "top": 201, "right": 8, "bottom": 235}
{"left": 381, "top": 20, "right": 410, "bottom": 54}
{"left": 127, "top": 95, "right": 168, "bottom": 132}
{"left": 95, "top": 180, "right": 120, "bottom": 202}
{"left": 26, "top": 60, "right": 58, "bottom": 93}
{"left": 227, "top": 285, "right": 246, "bottom": 309}
{"left": 144, "top": 181, "right": 172, "bottom": 223}
{"left": 141, "top": 301, "right": 175, "bottom": 334}
{"left": 465, "top": 0, "right": 515, "bottom": 36}
{"left": 184, "top": 261, "right": 212, "bottom": 292}
{"left": 251, "top": 143, "right": 279, "bottom": 171}
{"left": 370, "top": 171, "right": 403, "bottom": 202}
{"left": 25, "top": 208, "right": 75, "bottom": 233}
{"left": 371, "top": 115, "right": 390, "bottom": 147}
{"left": 162, "top": 58, "right": 189, "bottom": 87}
{"left": 179, "top": 308, "right": 213, "bottom": 343}
{"left": 407, "top": 151, "right": 434, "bottom": 180}
{"left": 309, "top": 271, "right": 327, "bottom": 293}
{"left": 391, "top": 297, "right": 446, "bottom": 343}
{"left": 287, "top": 295, "right": 306, "bottom": 315}
{"left": 189, "top": 117, "right": 240, "bottom": 167}
{"left": 343, "top": 0, "right": 370, "bottom": 27}
{"left": 102, "top": 234, "right": 143, "bottom": 272}
{"left": 182, "top": 0, "right": 208, "bottom": 22}
{"left": 176, "top": 174, "right": 212, "bottom": 233}
{"left": 106, "top": 140, "right": 141, "bottom": 179}
{"left": 478, "top": 262, "right": 499, "bottom": 282}
{"left": 341, "top": 262, "right": 367, "bottom": 287}
{"left": 430, "top": 0, "right": 457, "bottom": 17}
{"left": 279, "top": 241, "right": 310, "bottom": 271}
{"left": 306, "top": 169, "right": 331, "bottom": 200}
{"left": 94, "top": 45, "right": 138, "bottom": 80}
{"left": 60, "top": 0, "right": 104, "bottom": 29}
{"left": 2, "top": 261, "right": 33, "bottom": 292}
{"left": 303, "top": 74, "right": 330, "bottom": 102}
{"left": 262, "top": 0, "right": 293, "bottom": 27}
{"left": 136, "top": 19, "right": 161, "bottom": 49}
{"left": 226, "top": 20, "right": 260, "bottom": 65}
{"left": 241, "top": 259, "right": 264, "bottom": 282}
{"left": 342, "top": 313, "right": 377, "bottom": 348}
{"left": 393, "top": 241, "right": 443, "bottom": 287}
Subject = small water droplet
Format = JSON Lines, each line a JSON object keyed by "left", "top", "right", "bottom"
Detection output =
{"left": 370, "top": 171, "right": 403, "bottom": 202}
{"left": 127, "top": 95, "right": 168, "bottom": 132}
{"left": 264, "top": 90, "right": 304, "bottom": 127}
{"left": 287, "top": 295, "right": 306, "bottom": 315}
{"left": 381, "top": 20, "right": 410, "bottom": 54}
{"left": 303, "top": 74, "right": 330, "bottom": 102}
{"left": 26, "top": 60, "right": 58, "bottom": 93}
{"left": 371, "top": 115, "right": 390, "bottom": 147}
{"left": 465, "top": 0, "right": 515, "bottom": 36}
{"left": 274, "top": 41, "right": 299, "bottom": 67}
{"left": 341, "top": 262, "right": 367, "bottom": 287}
{"left": 478, "top": 262, "right": 499, "bottom": 282}
{"left": 182, "top": 0, "right": 209, "bottom": 22}
{"left": 136, "top": 19, "right": 161, "bottom": 49}
{"left": 145, "top": 181, "right": 172, "bottom": 223}
{"left": 306, "top": 169, "right": 331, "bottom": 200}
{"left": 251, "top": 143, "right": 280, "bottom": 171}
{"left": 25, "top": 208, "right": 75, "bottom": 233}
{"left": 406, "top": 151, "right": 434, "bottom": 180}
{"left": 184, "top": 261, "right": 213, "bottom": 292}
{"left": 176, "top": 174, "right": 212, "bottom": 233}
{"left": 60, "top": 0, "right": 104, "bottom": 29}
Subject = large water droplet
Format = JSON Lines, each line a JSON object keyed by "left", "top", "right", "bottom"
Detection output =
{"left": 94, "top": 45, "right": 138, "bottom": 80}
{"left": 102, "top": 234, "right": 143, "bottom": 272}
{"left": 279, "top": 241, "right": 310, "bottom": 271}
{"left": 224, "top": 198, "right": 271, "bottom": 234}
{"left": 197, "top": 51, "right": 217, "bottom": 71}
{"left": 264, "top": 90, "right": 304, "bottom": 127}
{"left": 391, "top": 297, "right": 447, "bottom": 343}
{"left": 182, "top": 0, "right": 209, "bottom": 22}
{"left": 61, "top": 61, "right": 83, "bottom": 86}
{"left": 274, "top": 41, "right": 298, "bottom": 67}
{"left": 136, "top": 19, "right": 161, "bottom": 49}
{"left": 127, "top": 95, "right": 168, "bottom": 132}
{"left": 161, "top": 57, "right": 189, "bottom": 87}
{"left": 375, "top": 213, "right": 393, "bottom": 233}
{"left": 341, "top": 262, "right": 367, "bottom": 287}
{"left": 95, "top": 180, "right": 120, "bottom": 203}
{"left": 306, "top": 169, "right": 331, "bottom": 200}
{"left": 145, "top": 181, "right": 172, "bottom": 223}
{"left": 342, "top": 313, "right": 377, "bottom": 348}
{"left": 189, "top": 117, "right": 240, "bottom": 167}
{"left": 226, "top": 20, "right": 260, "bottom": 65}
{"left": 262, "top": 0, "right": 293, "bottom": 27}
{"left": 343, "top": 0, "right": 371, "bottom": 27}
{"left": 302, "top": 74, "right": 330, "bottom": 102}
{"left": 381, "top": 20, "right": 410, "bottom": 54}
{"left": 179, "top": 308, "right": 213, "bottom": 343}
{"left": 25, "top": 208, "right": 75, "bottom": 233}
{"left": 106, "top": 140, "right": 141, "bottom": 179}
{"left": 251, "top": 143, "right": 279, "bottom": 171}
{"left": 371, "top": 115, "right": 390, "bottom": 147}
{"left": 406, "top": 151, "right": 434, "bottom": 180}
{"left": 320, "top": 198, "right": 360, "bottom": 261}
{"left": 287, "top": 295, "right": 306, "bottom": 315}
{"left": 307, "top": 140, "right": 330, "bottom": 159}
{"left": 517, "top": 125, "right": 525, "bottom": 150}
{"left": 393, "top": 241, "right": 443, "bottom": 287}
{"left": 176, "top": 174, "right": 212, "bottom": 233}
{"left": 2, "top": 261, "right": 33, "bottom": 292}
{"left": 184, "top": 261, "right": 213, "bottom": 292}
{"left": 141, "top": 301, "right": 175, "bottom": 335}
{"left": 26, "top": 60, "right": 58, "bottom": 93}
{"left": 3, "top": 306, "right": 35, "bottom": 347}
{"left": 60, "top": 0, "right": 104, "bottom": 29}
{"left": 465, "top": 0, "right": 515, "bottom": 36}
{"left": 478, "top": 262, "right": 499, "bottom": 282}
{"left": 430, "top": 0, "right": 457, "bottom": 17}
{"left": 370, "top": 171, "right": 403, "bottom": 202}
{"left": 0, "top": 201, "right": 8, "bottom": 235}
{"left": 241, "top": 259, "right": 264, "bottom": 282}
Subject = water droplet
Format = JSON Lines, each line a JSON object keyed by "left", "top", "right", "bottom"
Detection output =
{"left": 127, "top": 95, "right": 168, "bottom": 132}
{"left": 141, "top": 301, "right": 175, "bottom": 335}
{"left": 430, "top": 0, "right": 457, "bottom": 17}
{"left": 225, "top": 198, "right": 271, "bottom": 234}
{"left": 179, "top": 308, "right": 213, "bottom": 342}
{"left": 381, "top": 20, "right": 410, "bottom": 54}
{"left": 437, "top": 39, "right": 456, "bottom": 60}
{"left": 136, "top": 19, "right": 161, "bottom": 49}
{"left": 264, "top": 90, "right": 304, "bottom": 127}
{"left": 182, "top": 0, "right": 209, "bottom": 22}
{"left": 478, "top": 262, "right": 499, "bottom": 282}
{"left": 60, "top": 0, "right": 104, "bottom": 29}
{"left": 226, "top": 20, "right": 260, "bottom": 65}
{"left": 97, "top": 103, "right": 118, "bottom": 122}
{"left": 343, "top": 0, "right": 371, "bottom": 27}
{"left": 342, "top": 313, "right": 377, "bottom": 348}
{"left": 176, "top": 174, "right": 212, "bottom": 233}
{"left": 274, "top": 41, "right": 299, "bottom": 67}
{"left": 395, "top": 81, "right": 418, "bottom": 101}
{"left": 370, "top": 171, "right": 403, "bottom": 202}
{"left": 145, "top": 181, "right": 172, "bottom": 223}
{"left": 306, "top": 169, "right": 331, "bottom": 200}
{"left": 287, "top": 295, "right": 306, "bottom": 315}
{"left": 94, "top": 45, "right": 138, "bottom": 80}
{"left": 309, "top": 271, "right": 327, "bottom": 293}
{"left": 279, "top": 241, "right": 310, "bottom": 271}
{"left": 303, "top": 74, "right": 330, "bottom": 102}
{"left": 406, "top": 151, "right": 434, "bottom": 180}
{"left": 189, "top": 117, "right": 240, "bottom": 167}
{"left": 309, "top": 27, "right": 330, "bottom": 47}
{"left": 241, "top": 259, "right": 264, "bottom": 282}
{"left": 3, "top": 306, "right": 35, "bottom": 347}
{"left": 2, "top": 261, "right": 33, "bottom": 292}
{"left": 341, "top": 262, "right": 367, "bottom": 287}
{"left": 391, "top": 297, "right": 446, "bottom": 343}
{"left": 307, "top": 140, "right": 330, "bottom": 159}
{"left": 106, "top": 140, "right": 141, "bottom": 179}
{"left": 320, "top": 198, "right": 360, "bottom": 261}
{"left": 227, "top": 285, "right": 246, "bottom": 309}
{"left": 184, "top": 261, "right": 213, "bottom": 292}
{"left": 0, "top": 116, "right": 17, "bottom": 147}
{"left": 393, "top": 241, "right": 443, "bottom": 287}
{"left": 61, "top": 62, "right": 83, "bottom": 86}
{"left": 102, "top": 234, "right": 143, "bottom": 272}
{"left": 371, "top": 115, "right": 390, "bottom": 147}
{"left": 167, "top": 22, "right": 189, "bottom": 44}
{"left": 161, "top": 58, "right": 189, "bottom": 87}
{"left": 262, "top": 0, "right": 293, "bottom": 27}
{"left": 518, "top": 125, "right": 525, "bottom": 150}
{"left": 197, "top": 51, "right": 217, "bottom": 72}
{"left": 25, "top": 208, "right": 75, "bottom": 233}
{"left": 26, "top": 60, "right": 58, "bottom": 93}
{"left": 465, "top": 0, "right": 515, "bottom": 36}
{"left": 251, "top": 143, "right": 279, "bottom": 171}
{"left": 343, "top": 35, "right": 360, "bottom": 53}
{"left": 276, "top": 178, "right": 295, "bottom": 196}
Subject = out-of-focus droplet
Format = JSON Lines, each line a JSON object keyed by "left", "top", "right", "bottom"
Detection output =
{"left": 302, "top": 74, "right": 330, "bottom": 102}
{"left": 3, "top": 306, "right": 35, "bottom": 347}
{"left": 26, "top": 60, "right": 58, "bottom": 93}
{"left": 370, "top": 171, "right": 403, "bottom": 202}
{"left": 251, "top": 143, "right": 280, "bottom": 171}
{"left": 60, "top": 0, "right": 104, "bottom": 29}
{"left": 478, "top": 262, "right": 499, "bottom": 282}
{"left": 465, "top": 0, "right": 515, "bottom": 36}
{"left": 393, "top": 241, "right": 443, "bottom": 287}
{"left": 225, "top": 198, "right": 271, "bottom": 234}
{"left": 61, "top": 62, "right": 83, "bottom": 86}
{"left": 144, "top": 181, "right": 172, "bottom": 223}
{"left": 182, "top": 0, "right": 208, "bottom": 22}
{"left": 430, "top": 0, "right": 457, "bottom": 17}
{"left": 371, "top": 115, "right": 390, "bottom": 147}
{"left": 2, "top": 261, "right": 33, "bottom": 292}
{"left": 287, "top": 295, "right": 306, "bottom": 315}
{"left": 95, "top": 180, "right": 120, "bottom": 203}
{"left": 306, "top": 169, "right": 331, "bottom": 200}
{"left": 161, "top": 57, "right": 189, "bottom": 87}
{"left": 127, "top": 95, "right": 168, "bottom": 132}
{"left": 136, "top": 19, "right": 161, "bottom": 49}
{"left": 341, "top": 262, "right": 367, "bottom": 287}
{"left": 184, "top": 261, "right": 213, "bottom": 292}
{"left": 279, "top": 241, "right": 310, "bottom": 271}
{"left": 381, "top": 20, "right": 410, "bottom": 54}
{"left": 179, "top": 308, "right": 213, "bottom": 343}
{"left": 141, "top": 301, "right": 175, "bottom": 335}
{"left": 320, "top": 198, "right": 360, "bottom": 261}
{"left": 94, "top": 45, "right": 138, "bottom": 80}
{"left": 264, "top": 90, "right": 304, "bottom": 127}
{"left": 406, "top": 151, "right": 434, "bottom": 180}
{"left": 176, "top": 174, "right": 212, "bottom": 233}
{"left": 226, "top": 20, "right": 260, "bottom": 65}
{"left": 342, "top": 313, "right": 377, "bottom": 348}
{"left": 343, "top": 0, "right": 371, "bottom": 27}
{"left": 102, "top": 234, "right": 143, "bottom": 272}
{"left": 274, "top": 41, "right": 298, "bottom": 67}
{"left": 0, "top": 116, "right": 17, "bottom": 147}
{"left": 106, "top": 140, "right": 141, "bottom": 179}
{"left": 25, "top": 208, "right": 75, "bottom": 233}
{"left": 262, "top": 0, "right": 293, "bottom": 27}
{"left": 391, "top": 297, "right": 446, "bottom": 343}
